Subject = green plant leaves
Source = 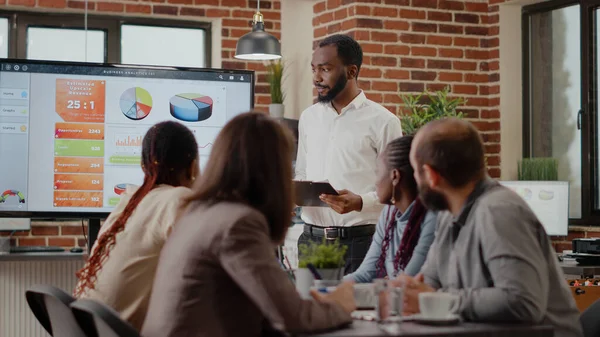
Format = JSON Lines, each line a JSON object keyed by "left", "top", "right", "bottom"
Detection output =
{"left": 298, "top": 238, "right": 348, "bottom": 269}
{"left": 398, "top": 86, "right": 465, "bottom": 136}
{"left": 518, "top": 158, "right": 559, "bottom": 181}
{"left": 266, "top": 60, "right": 285, "bottom": 104}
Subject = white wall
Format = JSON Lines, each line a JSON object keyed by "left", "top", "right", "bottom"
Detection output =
{"left": 280, "top": 0, "right": 316, "bottom": 119}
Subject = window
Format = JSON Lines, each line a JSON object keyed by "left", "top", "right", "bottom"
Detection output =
{"left": 27, "top": 27, "right": 105, "bottom": 62}
{"left": 2, "top": 11, "right": 211, "bottom": 66}
{"left": 121, "top": 25, "right": 207, "bottom": 68}
{"left": 523, "top": 0, "right": 599, "bottom": 225}
{"left": 0, "top": 17, "right": 9, "bottom": 58}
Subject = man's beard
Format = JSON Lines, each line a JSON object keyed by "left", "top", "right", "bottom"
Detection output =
{"left": 316, "top": 73, "right": 348, "bottom": 103}
{"left": 419, "top": 183, "right": 450, "bottom": 211}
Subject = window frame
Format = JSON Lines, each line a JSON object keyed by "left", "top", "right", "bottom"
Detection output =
{"left": 522, "top": 0, "right": 599, "bottom": 225}
{"left": 0, "top": 10, "right": 212, "bottom": 66}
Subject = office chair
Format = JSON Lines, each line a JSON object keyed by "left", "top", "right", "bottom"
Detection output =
{"left": 25, "top": 284, "right": 86, "bottom": 337}
{"left": 581, "top": 298, "right": 600, "bottom": 337}
{"left": 71, "top": 299, "right": 140, "bottom": 337}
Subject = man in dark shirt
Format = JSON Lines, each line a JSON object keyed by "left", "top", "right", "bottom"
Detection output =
{"left": 396, "top": 118, "right": 582, "bottom": 337}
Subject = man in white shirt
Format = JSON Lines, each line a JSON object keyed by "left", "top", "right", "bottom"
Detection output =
{"left": 295, "top": 34, "right": 403, "bottom": 273}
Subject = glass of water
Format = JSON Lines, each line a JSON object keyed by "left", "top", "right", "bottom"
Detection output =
{"left": 374, "top": 278, "right": 404, "bottom": 322}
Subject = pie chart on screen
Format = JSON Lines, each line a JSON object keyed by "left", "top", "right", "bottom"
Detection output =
{"left": 120, "top": 87, "right": 153, "bottom": 120}
{"left": 169, "top": 93, "right": 213, "bottom": 122}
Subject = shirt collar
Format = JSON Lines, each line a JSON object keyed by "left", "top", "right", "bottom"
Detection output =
{"left": 396, "top": 200, "right": 416, "bottom": 222}
{"left": 453, "top": 176, "right": 499, "bottom": 226}
{"left": 323, "top": 90, "right": 367, "bottom": 114}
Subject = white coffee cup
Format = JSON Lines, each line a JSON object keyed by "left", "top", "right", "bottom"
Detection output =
{"left": 418, "top": 292, "right": 459, "bottom": 319}
{"left": 295, "top": 269, "right": 314, "bottom": 299}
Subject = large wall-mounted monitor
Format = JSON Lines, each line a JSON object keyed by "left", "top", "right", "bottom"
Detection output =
{"left": 0, "top": 59, "right": 254, "bottom": 219}
{"left": 499, "top": 180, "right": 569, "bottom": 236}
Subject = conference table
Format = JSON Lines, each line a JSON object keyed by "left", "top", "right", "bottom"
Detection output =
{"left": 303, "top": 319, "right": 553, "bottom": 337}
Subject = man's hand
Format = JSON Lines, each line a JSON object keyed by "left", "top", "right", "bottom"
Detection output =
{"left": 390, "top": 273, "right": 435, "bottom": 316}
{"left": 320, "top": 189, "right": 363, "bottom": 214}
{"left": 311, "top": 281, "right": 357, "bottom": 314}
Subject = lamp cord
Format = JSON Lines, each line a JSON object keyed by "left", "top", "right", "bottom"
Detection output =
{"left": 84, "top": 0, "right": 88, "bottom": 62}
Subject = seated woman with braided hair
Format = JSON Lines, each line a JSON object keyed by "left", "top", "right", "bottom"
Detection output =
{"left": 345, "top": 135, "right": 437, "bottom": 283}
{"left": 73, "top": 121, "right": 199, "bottom": 331}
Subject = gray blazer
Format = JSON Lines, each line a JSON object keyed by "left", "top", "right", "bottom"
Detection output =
{"left": 141, "top": 201, "right": 351, "bottom": 337}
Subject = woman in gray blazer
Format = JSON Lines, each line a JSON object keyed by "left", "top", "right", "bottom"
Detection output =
{"left": 141, "top": 112, "right": 355, "bottom": 337}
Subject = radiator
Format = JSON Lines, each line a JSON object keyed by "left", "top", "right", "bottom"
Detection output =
{"left": 0, "top": 259, "right": 84, "bottom": 337}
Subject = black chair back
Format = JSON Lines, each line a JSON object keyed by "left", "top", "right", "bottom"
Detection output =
{"left": 581, "top": 298, "right": 600, "bottom": 337}
{"left": 71, "top": 299, "right": 140, "bottom": 337}
{"left": 25, "top": 284, "right": 86, "bottom": 337}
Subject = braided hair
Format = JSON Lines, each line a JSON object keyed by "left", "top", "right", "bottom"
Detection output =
{"left": 375, "top": 135, "right": 428, "bottom": 278}
{"left": 74, "top": 121, "right": 198, "bottom": 297}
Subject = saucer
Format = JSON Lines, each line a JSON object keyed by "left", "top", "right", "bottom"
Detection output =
{"left": 408, "top": 314, "right": 461, "bottom": 326}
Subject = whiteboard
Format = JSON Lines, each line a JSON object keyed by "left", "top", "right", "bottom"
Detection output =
{"left": 499, "top": 181, "right": 569, "bottom": 236}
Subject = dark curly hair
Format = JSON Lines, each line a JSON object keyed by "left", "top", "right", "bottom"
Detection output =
{"left": 375, "top": 136, "right": 427, "bottom": 278}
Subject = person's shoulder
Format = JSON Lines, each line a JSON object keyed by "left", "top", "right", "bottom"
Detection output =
{"left": 476, "top": 185, "right": 538, "bottom": 223}
{"left": 362, "top": 99, "right": 400, "bottom": 125}
{"left": 299, "top": 102, "right": 324, "bottom": 119}
{"left": 207, "top": 201, "right": 267, "bottom": 225}
{"left": 479, "top": 185, "right": 529, "bottom": 208}
{"left": 147, "top": 185, "right": 192, "bottom": 205}
{"left": 421, "top": 210, "right": 438, "bottom": 230}
{"left": 363, "top": 98, "right": 395, "bottom": 116}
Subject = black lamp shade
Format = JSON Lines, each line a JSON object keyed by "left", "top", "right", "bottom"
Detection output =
{"left": 235, "top": 22, "right": 281, "bottom": 61}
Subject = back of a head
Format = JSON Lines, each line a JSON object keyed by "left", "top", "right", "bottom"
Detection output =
{"left": 414, "top": 118, "right": 486, "bottom": 188}
{"left": 189, "top": 112, "right": 295, "bottom": 243}
{"left": 74, "top": 121, "right": 198, "bottom": 298}
{"left": 319, "top": 34, "right": 363, "bottom": 76}
{"left": 141, "top": 121, "right": 198, "bottom": 186}
{"left": 385, "top": 135, "right": 417, "bottom": 192}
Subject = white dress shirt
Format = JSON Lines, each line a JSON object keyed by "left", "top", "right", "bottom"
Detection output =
{"left": 295, "top": 91, "right": 403, "bottom": 227}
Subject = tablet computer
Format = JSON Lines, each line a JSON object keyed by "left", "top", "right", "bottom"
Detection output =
{"left": 293, "top": 181, "right": 339, "bottom": 207}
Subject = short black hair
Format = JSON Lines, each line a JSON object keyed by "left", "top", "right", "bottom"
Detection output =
{"left": 319, "top": 34, "right": 363, "bottom": 76}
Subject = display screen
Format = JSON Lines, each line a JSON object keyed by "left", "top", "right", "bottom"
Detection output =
{"left": 0, "top": 60, "right": 253, "bottom": 217}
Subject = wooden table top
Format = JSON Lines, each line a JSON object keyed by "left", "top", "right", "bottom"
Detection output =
{"left": 302, "top": 320, "right": 553, "bottom": 337}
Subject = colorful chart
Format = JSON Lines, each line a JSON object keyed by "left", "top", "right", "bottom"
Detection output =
{"left": 169, "top": 93, "right": 213, "bottom": 122}
{"left": 120, "top": 87, "right": 153, "bottom": 120}
{"left": 114, "top": 184, "right": 127, "bottom": 195}
{"left": 0, "top": 189, "right": 25, "bottom": 203}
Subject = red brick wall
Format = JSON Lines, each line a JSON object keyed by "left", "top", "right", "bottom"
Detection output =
{"left": 313, "top": 0, "right": 501, "bottom": 178}
{"left": 312, "top": 0, "right": 596, "bottom": 251}
{"left": 0, "top": 0, "right": 280, "bottom": 248}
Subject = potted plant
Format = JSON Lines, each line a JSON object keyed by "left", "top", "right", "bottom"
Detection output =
{"left": 518, "top": 158, "right": 559, "bottom": 181}
{"left": 266, "top": 59, "right": 285, "bottom": 118}
{"left": 398, "top": 86, "right": 465, "bottom": 135}
{"left": 297, "top": 238, "right": 347, "bottom": 280}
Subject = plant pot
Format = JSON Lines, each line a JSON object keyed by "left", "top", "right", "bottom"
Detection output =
{"left": 269, "top": 103, "right": 284, "bottom": 118}
{"left": 317, "top": 267, "right": 344, "bottom": 281}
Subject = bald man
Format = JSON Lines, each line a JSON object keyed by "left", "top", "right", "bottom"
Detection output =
{"left": 396, "top": 119, "right": 582, "bottom": 337}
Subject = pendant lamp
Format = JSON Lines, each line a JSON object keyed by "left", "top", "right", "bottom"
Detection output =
{"left": 234, "top": 0, "right": 281, "bottom": 61}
